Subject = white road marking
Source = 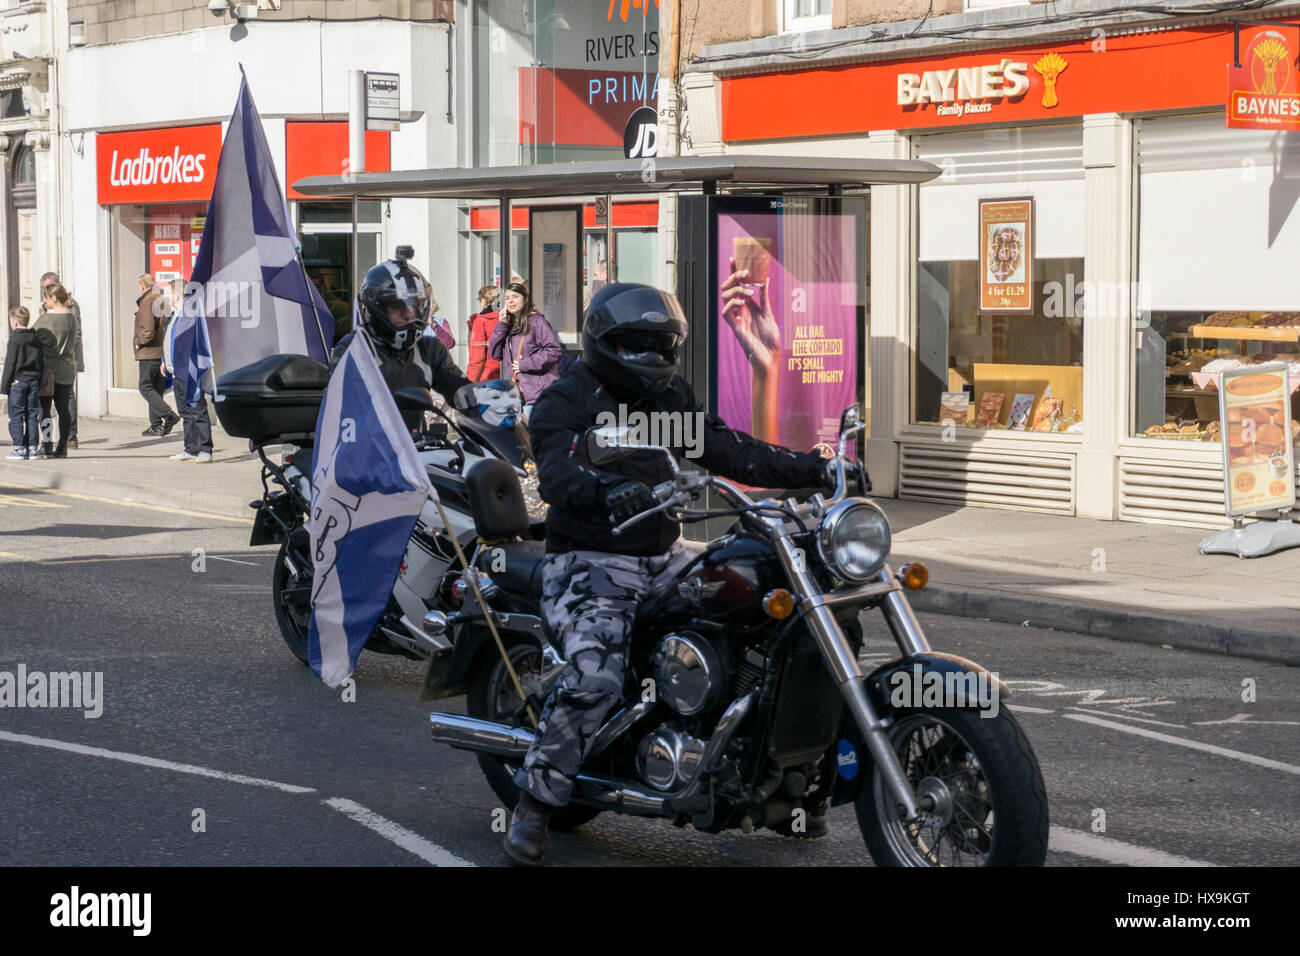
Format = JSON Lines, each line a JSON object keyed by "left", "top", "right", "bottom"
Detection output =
{"left": 1194, "top": 714, "right": 1300, "bottom": 727}
{"left": 1007, "top": 704, "right": 1055, "bottom": 714}
{"left": 1068, "top": 707, "right": 1185, "bottom": 729}
{"left": 323, "top": 798, "right": 474, "bottom": 867}
{"left": 1065, "top": 714, "right": 1300, "bottom": 776}
{"left": 0, "top": 730, "right": 316, "bottom": 794}
{"left": 1049, "top": 826, "right": 1215, "bottom": 867}
{"left": 206, "top": 555, "right": 258, "bottom": 567}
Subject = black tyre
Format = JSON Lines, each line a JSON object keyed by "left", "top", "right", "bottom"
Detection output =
{"left": 465, "top": 637, "right": 601, "bottom": 832}
{"left": 855, "top": 707, "right": 1048, "bottom": 867}
{"left": 271, "top": 532, "right": 312, "bottom": 666}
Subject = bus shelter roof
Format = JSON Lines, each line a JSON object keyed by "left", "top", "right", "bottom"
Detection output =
{"left": 291, "top": 154, "right": 941, "bottom": 201}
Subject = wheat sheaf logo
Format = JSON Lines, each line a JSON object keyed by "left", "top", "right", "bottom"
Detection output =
{"left": 608, "top": 0, "right": 659, "bottom": 22}
{"left": 1034, "top": 53, "right": 1068, "bottom": 108}
{"left": 1249, "top": 31, "right": 1293, "bottom": 96}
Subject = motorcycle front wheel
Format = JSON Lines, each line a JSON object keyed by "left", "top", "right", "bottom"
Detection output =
{"left": 272, "top": 531, "right": 313, "bottom": 665}
{"left": 855, "top": 707, "right": 1048, "bottom": 867}
{"left": 465, "top": 637, "right": 602, "bottom": 832}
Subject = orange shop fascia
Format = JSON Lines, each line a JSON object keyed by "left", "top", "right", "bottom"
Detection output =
{"left": 719, "top": 19, "right": 1300, "bottom": 142}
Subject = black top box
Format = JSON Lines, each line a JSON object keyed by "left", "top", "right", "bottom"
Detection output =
{"left": 214, "top": 354, "right": 329, "bottom": 444}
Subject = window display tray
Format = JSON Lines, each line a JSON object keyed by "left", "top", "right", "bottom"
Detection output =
{"left": 1187, "top": 325, "right": 1300, "bottom": 342}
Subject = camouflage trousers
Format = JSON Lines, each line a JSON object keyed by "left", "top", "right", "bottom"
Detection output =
{"left": 515, "top": 543, "right": 695, "bottom": 807}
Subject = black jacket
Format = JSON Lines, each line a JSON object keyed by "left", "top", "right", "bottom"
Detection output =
{"left": 331, "top": 330, "right": 470, "bottom": 406}
{"left": 531, "top": 361, "right": 824, "bottom": 556}
{"left": 1, "top": 328, "right": 45, "bottom": 394}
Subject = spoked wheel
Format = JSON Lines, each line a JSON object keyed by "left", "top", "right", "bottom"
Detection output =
{"left": 271, "top": 532, "right": 313, "bottom": 665}
{"left": 465, "top": 637, "right": 602, "bottom": 832}
{"left": 856, "top": 708, "right": 1048, "bottom": 867}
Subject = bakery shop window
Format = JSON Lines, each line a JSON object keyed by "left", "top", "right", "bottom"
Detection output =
{"left": 1134, "top": 114, "right": 1300, "bottom": 444}
{"left": 913, "top": 126, "right": 1086, "bottom": 433}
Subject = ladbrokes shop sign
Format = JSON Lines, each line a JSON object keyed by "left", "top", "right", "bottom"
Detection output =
{"left": 720, "top": 19, "right": 1300, "bottom": 141}
{"left": 1227, "top": 27, "right": 1300, "bottom": 130}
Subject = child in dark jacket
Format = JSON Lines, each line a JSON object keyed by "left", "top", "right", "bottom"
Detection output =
{"left": 2, "top": 306, "right": 44, "bottom": 459}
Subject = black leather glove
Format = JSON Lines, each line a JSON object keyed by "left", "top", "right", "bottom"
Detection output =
{"left": 817, "top": 458, "right": 868, "bottom": 494}
{"left": 605, "top": 481, "right": 657, "bottom": 527}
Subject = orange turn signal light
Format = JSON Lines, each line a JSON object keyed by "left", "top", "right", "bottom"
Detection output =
{"left": 763, "top": 589, "right": 796, "bottom": 620}
{"left": 900, "top": 562, "right": 929, "bottom": 591}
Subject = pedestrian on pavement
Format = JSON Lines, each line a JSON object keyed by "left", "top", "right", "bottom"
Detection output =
{"left": 466, "top": 285, "right": 502, "bottom": 382}
{"left": 39, "top": 272, "right": 82, "bottom": 449}
{"left": 31, "top": 284, "right": 78, "bottom": 458}
{"left": 160, "top": 290, "right": 214, "bottom": 464}
{"left": 487, "top": 281, "right": 563, "bottom": 419}
{"left": 133, "top": 274, "right": 179, "bottom": 438}
{"left": 2, "top": 306, "right": 43, "bottom": 460}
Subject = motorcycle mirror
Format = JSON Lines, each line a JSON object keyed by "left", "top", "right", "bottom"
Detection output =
{"left": 585, "top": 425, "right": 640, "bottom": 465}
{"left": 393, "top": 387, "right": 436, "bottom": 413}
{"left": 839, "top": 404, "right": 863, "bottom": 437}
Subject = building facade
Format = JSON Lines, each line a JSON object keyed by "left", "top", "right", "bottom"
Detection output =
{"left": 672, "top": 0, "right": 1300, "bottom": 528}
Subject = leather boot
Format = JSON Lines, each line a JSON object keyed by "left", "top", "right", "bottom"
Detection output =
{"left": 504, "top": 791, "right": 553, "bottom": 866}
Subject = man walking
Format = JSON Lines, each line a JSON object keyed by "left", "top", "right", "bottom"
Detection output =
{"left": 39, "top": 272, "right": 82, "bottom": 448}
{"left": 134, "top": 274, "right": 179, "bottom": 437}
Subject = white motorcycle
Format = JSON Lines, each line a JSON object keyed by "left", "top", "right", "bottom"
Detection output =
{"left": 214, "top": 354, "right": 544, "bottom": 671}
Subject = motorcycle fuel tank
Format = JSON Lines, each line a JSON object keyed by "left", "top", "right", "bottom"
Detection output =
{"left": 673, "top": 535, "right": 782, "bottom": 627}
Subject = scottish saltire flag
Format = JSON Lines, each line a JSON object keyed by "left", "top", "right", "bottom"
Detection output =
{"left": 307, "top": 335, "right": 432, "bottom": 687}
{"left": 172, "top": 73, "right": 333, "bottom": 405}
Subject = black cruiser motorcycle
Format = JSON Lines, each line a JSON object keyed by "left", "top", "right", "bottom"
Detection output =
{"left": 425, "top": 406, "right": 1049, "bottom": 866}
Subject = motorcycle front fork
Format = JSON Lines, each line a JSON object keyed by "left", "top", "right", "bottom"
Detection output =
{"left": 773, "top": 535, "right": 930, "bottom": 821}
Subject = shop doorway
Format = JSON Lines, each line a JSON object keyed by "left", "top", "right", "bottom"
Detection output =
{"left": 296, "top": 201, "right": 384, "bottom": 341}
{"left": 6, "top": 144, "right": 38, "bottom": 318}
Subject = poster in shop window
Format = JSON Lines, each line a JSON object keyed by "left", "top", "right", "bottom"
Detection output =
{"left": 979, "top": 198, "right": 1034, "bottom": 313}
{"left": 1218, "top": 362, "right": 1296, "bottom": 517}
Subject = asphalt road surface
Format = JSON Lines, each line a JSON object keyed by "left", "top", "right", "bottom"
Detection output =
{"left": 1, "top": 482, "right": 1296, "bottom": 867}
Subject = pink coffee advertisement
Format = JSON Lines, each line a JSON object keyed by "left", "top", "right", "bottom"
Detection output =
{"left": 714, "top": 198, "right": 863, "bottom": 454}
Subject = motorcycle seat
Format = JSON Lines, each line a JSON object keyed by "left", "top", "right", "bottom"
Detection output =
{"left": 483, "top": 539, "right": 548, "bottom": 602}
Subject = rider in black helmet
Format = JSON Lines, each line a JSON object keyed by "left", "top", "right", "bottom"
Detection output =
{"left": 503, "top": 282, "right": 843, "bottom": 866}
{"left": 331, "top": 247, "right": 470, "bottom": 406}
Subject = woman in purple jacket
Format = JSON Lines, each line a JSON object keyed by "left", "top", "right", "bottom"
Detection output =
{"left": 488, "top": 281, "right": 563, "bottom": 417}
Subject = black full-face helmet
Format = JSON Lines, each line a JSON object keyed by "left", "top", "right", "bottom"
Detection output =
{"left": 359, "top": 249, "right": 431, "bottom": 352}
{"left": 582, "top": 283, "right": 687, "bottom": 398}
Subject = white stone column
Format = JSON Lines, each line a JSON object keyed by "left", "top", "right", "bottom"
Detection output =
{"left": 863, "top": 130, "right": 911, "bottom": 498}
{"left": 1077, "top": 113, "right": 1132, "bottom": 520}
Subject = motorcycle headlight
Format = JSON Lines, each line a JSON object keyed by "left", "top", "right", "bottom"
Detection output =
{"left": 816, "top": 499, "right": 891, "bottom": 583}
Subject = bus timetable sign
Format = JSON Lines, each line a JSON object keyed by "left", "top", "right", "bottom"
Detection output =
{"left": 366, "top": 72, "right": 400, "bottom": 132}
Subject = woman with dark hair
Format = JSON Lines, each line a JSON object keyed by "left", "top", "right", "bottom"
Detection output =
{"left": 487, "top": 281, "right": 563, "bottom": 416}
{"left": 31, "top": 284, "right": 79, "bottom": 458}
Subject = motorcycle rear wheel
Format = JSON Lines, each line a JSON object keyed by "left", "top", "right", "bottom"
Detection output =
{"left": 855, "top": 707, "right": 1048, "bottom": 867}
{"left": 272, "top": 533, "right": 312, "bottom": 665}
{"left": 466, "top": 637, "right": 602, "bottom": 832}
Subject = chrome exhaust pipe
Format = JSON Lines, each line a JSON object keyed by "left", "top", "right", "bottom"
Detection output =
{"left": 571, "top": 776, "right": 670, "bottom": 816}
{"left": 429, "top": 713, "right": 535, "bottom": 757}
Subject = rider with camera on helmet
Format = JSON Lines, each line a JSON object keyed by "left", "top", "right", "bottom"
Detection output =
{"left": 504, "top": 283, "right": 846, "bottom": 865}
{"left": 332, "top": 247, "right": 471, "bottom": 410}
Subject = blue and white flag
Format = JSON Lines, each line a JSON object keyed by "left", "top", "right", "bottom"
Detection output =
{"left": 172, "top": 73, "right": 333, "bottom": 405}
{"left": 307, "top": 334, "right": 432, "bottom": 687}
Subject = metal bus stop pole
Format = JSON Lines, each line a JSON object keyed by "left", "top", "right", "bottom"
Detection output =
{"left": 499, "top": 197, "right": 511, "bottom": 289}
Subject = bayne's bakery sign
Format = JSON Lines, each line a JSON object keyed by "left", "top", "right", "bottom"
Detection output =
{"left": 720, "top": 19, "right": 1300, "bottom": 141}
{"left": 1227, "top": 26, "right": 1300, "bottom": 131}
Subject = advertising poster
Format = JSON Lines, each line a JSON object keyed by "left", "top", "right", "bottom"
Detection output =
{"left": 1219, "top": 362, "right": 1296, "bottom": 516}
{"left": 979, "top": 198, "right": 1034, "bottom": 313}
{"left": 712, "top": 196, "right": 864, "bottom": 454}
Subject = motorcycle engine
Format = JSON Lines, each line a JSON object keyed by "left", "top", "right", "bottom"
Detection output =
{"left": 650, "top": 633, "right": 728, "bottom": 716}
{"left": 636, "top": 728, "right": 708, "bottom": 792}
